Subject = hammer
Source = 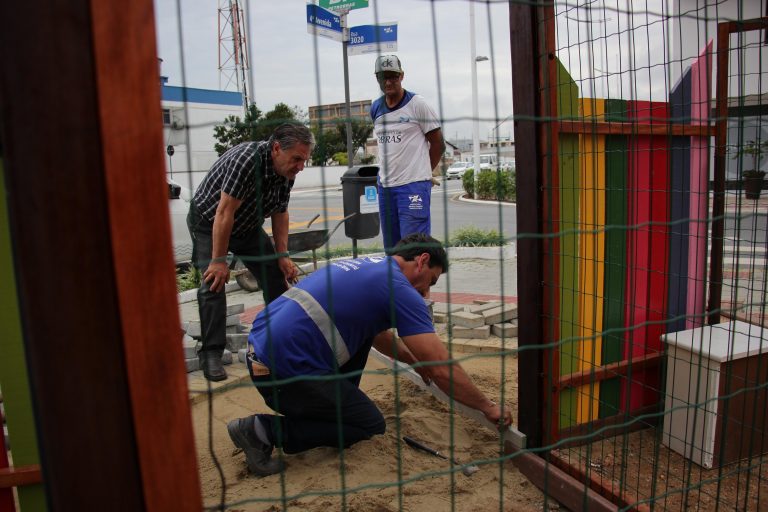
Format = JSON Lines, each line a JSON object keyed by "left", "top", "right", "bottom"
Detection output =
{"left": 403, "top": 436, "right": 480, "bottom": 476}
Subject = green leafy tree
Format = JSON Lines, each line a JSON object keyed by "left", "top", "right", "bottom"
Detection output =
{"left": 213, "top": 103, "right": 262, "bottom": 156}
{"left": 336, "top": 119, "right": 374, "bottom": 159}
{"left": 311, "top": 127, "right": 344, "bottom": 166}
{"left": 253, "top": 102, "right": 299, "bottom": 141}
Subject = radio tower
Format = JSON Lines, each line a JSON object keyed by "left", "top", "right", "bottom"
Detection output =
{"left": 218, "top": 0, "right": 250, "bottom": 113}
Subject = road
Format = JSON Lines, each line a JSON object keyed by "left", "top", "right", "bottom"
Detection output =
{"left": 280, "top": 178, "right": 517, "bottom": 249}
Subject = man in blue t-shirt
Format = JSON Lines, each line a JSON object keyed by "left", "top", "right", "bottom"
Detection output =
{"left": 226, "top": 233, "right": 512, "bottom": 477}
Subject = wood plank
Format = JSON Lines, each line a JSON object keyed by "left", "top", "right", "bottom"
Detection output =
{"left": 559, "top": 120, "right": 715, "bottom": 137}
{"left": 577, "top": 98, "right": 606, "bottom": 425}
{"left": 600, "top": 99, "right": 628, "bottom": 419}
{"left": 0, "top": 466, "right": 42, "bottom": 489}
{"left": 686, "top": 43, "right": 712, "bottom": 329}
{"left": 558, "top": 353, "right": 663, "bottom": 390}
{"left": 510, "top": 0, "right": 545, "bottom": 449}
{"left": 557, "top": 59, "right": 580, "bottom": 430}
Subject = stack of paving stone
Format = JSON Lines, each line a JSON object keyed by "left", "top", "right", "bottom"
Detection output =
{"left": 432, "top": 300, "right": 518, "bottom": 340}
{"left": 182, "top": 303, "right": 250, "bottom": 373}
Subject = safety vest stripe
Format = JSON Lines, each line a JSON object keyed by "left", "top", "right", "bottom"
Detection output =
{"left": 282, "top": 287, "right": 350, "bottom": 366}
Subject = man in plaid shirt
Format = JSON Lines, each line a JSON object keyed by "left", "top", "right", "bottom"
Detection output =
{"left": 187, "top": 122, "right": 313, "bottom": 381}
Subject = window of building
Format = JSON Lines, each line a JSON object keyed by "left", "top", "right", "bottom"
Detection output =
{"left": 162, "top": 108, "right": 171, "bottom": 126}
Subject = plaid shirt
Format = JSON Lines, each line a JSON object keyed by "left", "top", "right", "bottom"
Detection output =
{"left": 193, "top": 141, "right": 293, "bottom": 237}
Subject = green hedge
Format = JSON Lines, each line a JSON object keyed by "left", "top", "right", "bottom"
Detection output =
{"left": 461, "top": 169, "right": 516, "bottom": 201}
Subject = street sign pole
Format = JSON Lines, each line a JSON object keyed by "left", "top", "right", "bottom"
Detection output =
{"left": 340, "top": 10, "right": 354, "bottom": 170}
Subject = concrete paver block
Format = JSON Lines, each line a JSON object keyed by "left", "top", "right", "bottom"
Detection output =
{"left": 467, "top": 302, "right": 502, "bottom": 314}
{"left": 451, "top": 325, "right": 491, "bottom": 339}
{"left": 492, "top": 322, "right": 519, "bottom": 338}
{"left": 185, "top": 357, "right": 200, "bottom": 373}
{"left": 222, "top": 349, "right": 233, "bottom": 365}
{"left": 451, "top": 311, "right": 485, "bottom": 328}
{"left": 238, "top": 349, "right": 248, "bottom": 364}
{"left": 226, "top": 333, "right": 249, "bottom": 352}
{"left": 433, "top": 302, "right": 467, "bottom": 315}
{"left": 482, "top": 304, "right": 518, "bottom": 325}
{"left": 183, "top": 339, "right": 199, "bottom": 359}
{"left": 433, "top": 312, "right": 448, "bottom": 324}
{"left": 185, "top": 321, "right": 201, "bottom": 338}
{"left": 226, "top": 303, "right": 245, "bottom": 316}
{"left": 226, "top": 313, "right": 242, "bottom": 327}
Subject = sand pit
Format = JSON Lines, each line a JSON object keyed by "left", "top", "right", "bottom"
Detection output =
{"left": 191, "top": 351, "right": 547, "bottom": 511}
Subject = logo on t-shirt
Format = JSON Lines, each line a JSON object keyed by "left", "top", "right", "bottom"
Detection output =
{"left": 408, "top": 194, "right": 423, "bottom": 210}
{"left": 366, "top": 256, "right": 386, "bottom": 264}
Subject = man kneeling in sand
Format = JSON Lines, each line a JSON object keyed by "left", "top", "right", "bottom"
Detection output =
{"left": 227, "top": 233, "right": 512, "bottom": 476}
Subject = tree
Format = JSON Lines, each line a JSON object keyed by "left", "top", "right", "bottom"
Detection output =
{"left": 253, "top": 102, "right": 300, "bottom": 141}
{"left": 212, "top": 103, "right": 262, "bottom": 156}
{"left": 310, "top": 126, "right": 344, "bottom": 166}
{"left": 336, "top": 119, "right": 374, "bottom": 160}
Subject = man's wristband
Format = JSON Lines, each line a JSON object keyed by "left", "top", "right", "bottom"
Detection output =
{"left": 210, "top": 256, "right": 227, "bottom": 264}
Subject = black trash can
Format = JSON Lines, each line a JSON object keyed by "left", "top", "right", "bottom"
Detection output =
{"left": 340, "top": 165, "right": 380, "bottom": 239}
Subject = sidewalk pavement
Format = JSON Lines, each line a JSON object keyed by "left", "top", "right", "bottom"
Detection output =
{"left": 182, "top": 253, "right": 518, "bottom": 402}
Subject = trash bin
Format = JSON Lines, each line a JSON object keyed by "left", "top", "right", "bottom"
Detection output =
{"left": 340, "top": 165, "right": 380, "bottom": 239}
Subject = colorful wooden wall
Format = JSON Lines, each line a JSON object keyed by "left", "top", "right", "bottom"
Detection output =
{"left": 551, "top": 45, "right": 712, "bottom": 432}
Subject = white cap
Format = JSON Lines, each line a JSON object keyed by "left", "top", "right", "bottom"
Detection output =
{"left": 374, "top": 55, "right": 403, "bottom": 75}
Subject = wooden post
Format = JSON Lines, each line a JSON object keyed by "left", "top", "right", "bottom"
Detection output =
{"left": 0, "top": 0, "right": 202, "bottom": 509}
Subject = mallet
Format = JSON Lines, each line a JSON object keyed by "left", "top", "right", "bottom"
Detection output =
{"left": 403, "top": 436, "right": 480, "bottom": 476}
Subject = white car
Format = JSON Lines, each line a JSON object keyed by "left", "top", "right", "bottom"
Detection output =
{"left": 445, "top": 161, "right": 471, "bottom": 179}
{"left": 168, "top": 179, "right": 193, "bottom": 265}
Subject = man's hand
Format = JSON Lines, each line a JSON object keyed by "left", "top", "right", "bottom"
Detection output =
{"left": 278, "top": 256, "right": 298, "bottom": 284}
{"left": 481, "top": 401, "right": 513, "bottom": 431}
{"left": 203, "top": 260, "right": 230, "bottom": 293}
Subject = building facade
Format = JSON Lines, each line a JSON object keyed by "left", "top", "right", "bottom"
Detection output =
{"left": 309, "top": 99, "right": 372, "bottom": 132}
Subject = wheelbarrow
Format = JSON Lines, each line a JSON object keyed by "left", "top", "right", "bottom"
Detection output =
{"left": 232, "top": 213, "right": 355, "bottom": 292}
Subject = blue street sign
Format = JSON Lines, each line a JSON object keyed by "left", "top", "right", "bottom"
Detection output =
{"left": 348, "top": 23, "right": 398, "bottom": 56}
{"left": 306, "top": 4, "right": 342, "bottom": 42}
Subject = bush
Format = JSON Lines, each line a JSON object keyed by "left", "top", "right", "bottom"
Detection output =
{"left": 450, "top": 227, "right": 506, "bottom": 247}
{"left": 462, "top": 169, "right": 516, "bottom": 201}
{"left": 177, "top": 266, "right": 201, "bottom": 293}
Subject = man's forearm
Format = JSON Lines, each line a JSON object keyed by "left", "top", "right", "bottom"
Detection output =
{"left": 211, "top": 215, "right": 234, "bottom": 261}
{"left": 271, "top": 212, "right": 290, "bottom": 255}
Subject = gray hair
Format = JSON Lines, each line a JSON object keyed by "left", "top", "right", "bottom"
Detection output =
{"left": 269, "top": 122, "right": 314, "bottom": 151}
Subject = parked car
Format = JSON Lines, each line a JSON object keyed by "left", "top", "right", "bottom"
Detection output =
{"left": 446, "top": 161, "right": 471, "bottom": 179}
{"left": 168, "top": 179, "right": 193, "bottom": 265}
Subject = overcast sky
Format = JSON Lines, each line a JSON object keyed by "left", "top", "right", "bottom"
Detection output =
{"left": 154, "top": 0, "right": 515, "bottom": 143}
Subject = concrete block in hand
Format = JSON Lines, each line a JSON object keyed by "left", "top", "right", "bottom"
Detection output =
{"left": 226, "top": 333, "right": 249, "bottom": 353}
{"left": 452, "top": 325, "right": 491, "bottom": 339}
{"left": 433, "top": 302, "right": 467, "bottom": 315}
{"left": 482, "top": 304, "right": 518, "bottom": 325}
{"left": 451, "top": 311, "right": 485, "bottom": 329}
{"left": 226, "top": 303, "right": 245, "bottom": 316}
{"left": 492, "top": 322, "right": 519, "bottom": 338}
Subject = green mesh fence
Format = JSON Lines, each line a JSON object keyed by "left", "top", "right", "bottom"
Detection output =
{"left": 8, "top": 0, "right": 758, "bottom": 511}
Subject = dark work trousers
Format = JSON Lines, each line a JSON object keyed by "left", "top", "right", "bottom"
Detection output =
{"left": 249, "top": 338, "right": 386, "bottom": 454}
{"left": 187, "top": 202, "right": 288, "bottom": 355}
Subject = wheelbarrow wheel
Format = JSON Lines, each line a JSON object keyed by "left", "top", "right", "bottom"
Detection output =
{"left": 233, "top": 260, "right": 261, "bottom": 292}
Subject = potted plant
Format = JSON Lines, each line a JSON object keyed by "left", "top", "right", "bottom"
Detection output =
{"left": 733, "top": 140, "right": 768, "bottom": 199}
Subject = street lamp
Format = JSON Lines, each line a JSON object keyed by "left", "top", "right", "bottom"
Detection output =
{"left": 470, "top": 2, "right": 488, "bottom": 199}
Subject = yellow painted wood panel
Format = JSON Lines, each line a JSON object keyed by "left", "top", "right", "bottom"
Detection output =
{"left": 577, "top": 98, "right": 606, "bottom": 424}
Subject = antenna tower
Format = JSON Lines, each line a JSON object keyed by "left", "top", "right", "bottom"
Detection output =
{"left": 218, "top": 0, "right": 250, "bottom": 113}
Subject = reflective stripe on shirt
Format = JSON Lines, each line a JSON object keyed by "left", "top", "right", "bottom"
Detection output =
{"left": 282, "top": 287, "right": 350, "bottom": 366}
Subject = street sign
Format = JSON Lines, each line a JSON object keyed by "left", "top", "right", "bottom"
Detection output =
{"left": 319, "top": 0, "right": 368, "bottom": 12}
{"left": 347, "top": 23, "right": 398, "bottom": 56}
{"left": 306, "top": 4, "right": 342, "bottom": 42}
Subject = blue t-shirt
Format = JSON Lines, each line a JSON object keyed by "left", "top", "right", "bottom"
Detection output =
{"left": 249, "top": 256, "right": 434, "bottom": 378}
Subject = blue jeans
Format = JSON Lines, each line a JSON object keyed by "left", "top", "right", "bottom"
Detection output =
{"left": 377, "top": 180, "right": 432, "bottom": 249}
{"left": 249, "top": 339, "right": 385, "bottom": 454}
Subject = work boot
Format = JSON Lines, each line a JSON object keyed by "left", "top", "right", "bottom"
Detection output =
{"left": 199, "top": 351, "right": 227, "bottom": 382}
{"left": 227, "top": 416, "right": 283, "bottom": 477}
